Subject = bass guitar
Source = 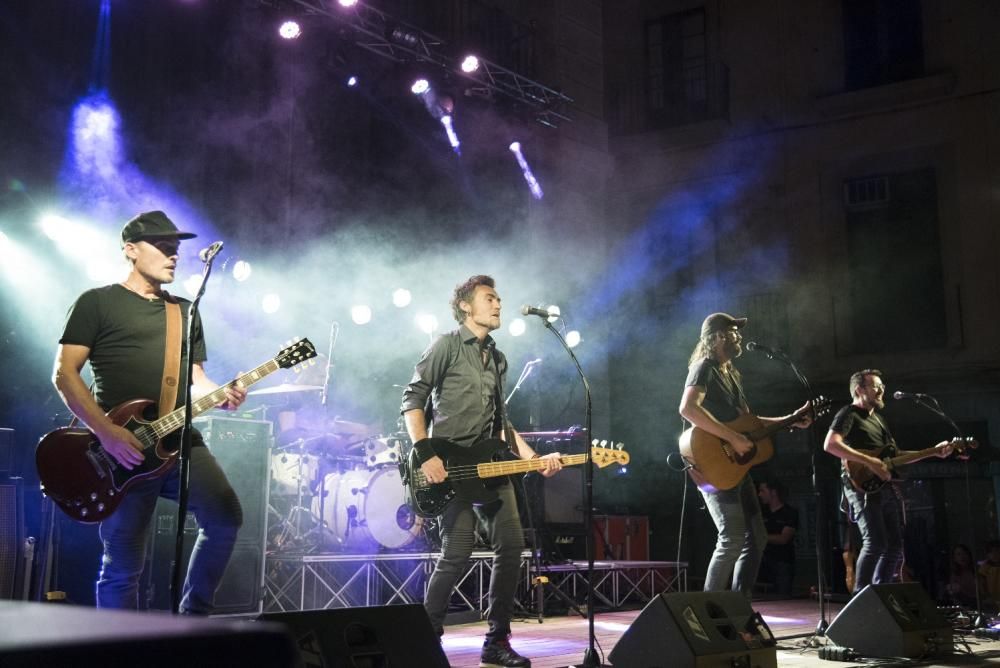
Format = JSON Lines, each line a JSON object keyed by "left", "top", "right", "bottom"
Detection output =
{"left": 36, "top": 338, "right": 317, "bottom": 523}
{"left": 402, "top": 437, "right": 628, "bottom": 518}
{"left": 844, "top": 436, "right": 978, "bottom": 493}
{"left": 679, "top": 397, "right": 831, "bottom": 493}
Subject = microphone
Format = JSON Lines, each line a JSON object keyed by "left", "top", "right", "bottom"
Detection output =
{"left": 893, "top": 391, "right": 929, "bottom": 401}
{"left": 198, "top": 241, "right": 224, "bottom": 263}
{"left": 521, "top": 305, "right": 557, "bottom": 319}
{"left": 744, "top": 341, "right": 781, "bottom": 359}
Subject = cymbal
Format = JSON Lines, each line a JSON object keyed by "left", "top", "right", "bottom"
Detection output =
{"left": 248, "top": 384, "right": 323, "bottom": 396}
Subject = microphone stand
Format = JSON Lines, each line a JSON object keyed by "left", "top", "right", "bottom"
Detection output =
{"left": 754, "top": 347, "right": 830, "bottom": 636}
{"left": 505, "top": 359, "right": 539, "bottom": 405}
{"left": 539, "top": 319, "right": 607, "bottom": 667}
{"left": 905, "top": 395, "right": 986, "bottom": 627}
{"left": 170, "top": 251, "right": 218, "bottom": 614}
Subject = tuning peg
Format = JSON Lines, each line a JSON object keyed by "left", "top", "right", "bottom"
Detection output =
{"left": 616, "top": 442, "right": 624, "bottom": 450}
{"left": 591, "top": 438, "right": 598, "bottom": 446}
{"left": 600, "top": 439, "right": 607, "bottom": 447}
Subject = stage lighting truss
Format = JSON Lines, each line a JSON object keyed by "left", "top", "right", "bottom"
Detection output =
{"left": 275, "top": 0, "right": 573, "bottom": 127}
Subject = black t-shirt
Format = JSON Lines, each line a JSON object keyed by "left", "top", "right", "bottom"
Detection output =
{"left": 59, "top": 284, "right": 207, "bottom": 413}
{"left": 829, "top": 404, "right": 895, "bottom": 455}
{"left": 763, "top": 504, "right": 799, "bottom": 564}
{"left": 685, "top": 357, "right": 746, "bottom": 423}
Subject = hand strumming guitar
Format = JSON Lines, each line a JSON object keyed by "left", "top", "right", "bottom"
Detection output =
{"left": 865, "top": 455, "right": 891, "bottom": 481}
{"left": 421, "top": 455, "right": 448, "bottom": 484}
{"left": 729, "top": 432, "right": 755, "bottom": 457}
{"left": 94, "top": 423, "right": 145, "bottom": 470}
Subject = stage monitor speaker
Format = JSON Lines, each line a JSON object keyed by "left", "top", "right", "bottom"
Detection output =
{"left": 0, "top": 428, "right": 14, "bottom": 476}
{"left": 0, "top": 600, "right": 297, "bottom": 668}
{"left": 608, "top": 591, "right": 777, "bottom": 668}
{"left": 260, "top": 604, "right": 450, "bottom": 668}
{"left": 0, "top": 479, "right": 24, "bottom": 600}
{"left": 145, "top": 416, "right": 271, "bottom": 614}
{"left": 825, "top": 583, "right": 952, "bottom": 658}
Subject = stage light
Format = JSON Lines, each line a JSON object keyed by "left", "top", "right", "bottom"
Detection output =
{"left": 508, "top": 318, "right": 526, "bottom": 337}
{"left": 39, "top": 214, "right": 73, "bottom": 242}
{"left": 392, "top": 288, "right": 412, "bottom": 308}
{"left": 546, "top": 305, "right": 561, "bottom": 324}
{"left": 460, "top": 55, "right": 480, "bottom": 73}
{"left": 509, "top": 140, "right": 544, "bottom": 200}
{"left": 232, "top": 260, "right": 252, "bottom": 282}
{"left": 262, "top": 293, "right": 282, "bottom": 314}
{"left": 337, "top": 0, "right": 358, "bottom": 7}
{"left": 346, "top": 75, "right": 358, "bottom": 87}
{"left": 389, "top": 26, "right": 420, "bottom": 49}
{"left": 415, "top": 312, "right": 438, "bottom": 335}
{"left": 183, "top": 274, "right": 204, "bottom": 297}
{"left": 411, "top": 78, "right": 430, "bottom": 95}
{"left": 350, "top": 304, "right": 372, "bottom": 325}
{"left": 279, "top": 21, "right": 301, "bottom": 40}
{"left": 566, "top": 330, "right": 581, "bottom": 348}
{"left": 440, "top": 115, "right": 460, "bottom": 154}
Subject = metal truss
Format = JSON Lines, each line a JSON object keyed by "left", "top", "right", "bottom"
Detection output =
{"left": 263, "top": 551, "right": 687, "bottom": 615}
{"left": 281, "top": 0, "right": 573, "bottom": 127}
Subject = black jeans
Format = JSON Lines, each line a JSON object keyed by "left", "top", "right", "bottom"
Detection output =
{"left": 844, "top": 483, "right": 903, "bottom": 593}
{"left": 424, "top": 481, "right": 524, "bottom": 641}
{"left": 97, "top": 442, "right": 243, "bottom": 613}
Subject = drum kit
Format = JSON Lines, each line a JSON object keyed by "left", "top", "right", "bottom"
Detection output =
{"left": 252, "top": 383, "right": 425, "bottom": 554}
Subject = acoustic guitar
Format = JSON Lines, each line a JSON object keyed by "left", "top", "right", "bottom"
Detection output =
{"left": 679, "top": 397, "right": 831, "bottom": 492}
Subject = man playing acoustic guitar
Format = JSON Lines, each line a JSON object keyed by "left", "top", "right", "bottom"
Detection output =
{"left": 51, "top": 211, "right": 247, "bottom": 612}
{"left": 679, "top": 312, "right": 812, "bottom": 599}
{"left": 400, "top": 274, "right": 562, "bottom": 668}
{"left": 824, "top": 369, "right": 953, "bottom": 593}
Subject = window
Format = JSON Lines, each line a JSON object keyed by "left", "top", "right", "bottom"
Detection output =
{"left": 842, "top": 0, "right": 925, "bottom": 90}
{"left": 844, "top": 168, "right": 946, "bottom": 352}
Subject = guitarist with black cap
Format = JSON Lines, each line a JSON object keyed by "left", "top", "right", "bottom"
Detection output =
{"left": 51, "top": 210, "right": 247, "bottom": 613}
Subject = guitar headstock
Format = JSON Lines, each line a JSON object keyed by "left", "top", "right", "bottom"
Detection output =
{"left": 951, "top": 436, "right": 979, "bottom": 458}
{"left": 810, "top": 395, "right": 833, "bottom": 418}
{"left": 276, "top": 337, "right": 318, "bottom": 370}
{"left": 590, "top": 439, "right": 629, "bottom": 467}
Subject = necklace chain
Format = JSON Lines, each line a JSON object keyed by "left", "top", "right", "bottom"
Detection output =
{"left": 120, "top": 281, "right": 159, "bottom": 301}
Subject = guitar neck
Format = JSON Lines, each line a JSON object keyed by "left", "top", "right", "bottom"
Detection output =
{"left": 885, "top": 447, "right": 939, "bottom": 469}
{"left": 750, "top": 413, "right": 804, "bottom": 441}
{"left": 477, "top": 453, "right": 588, "bottom": 479}
{"left": 148, "top": 359, "right": 283, "bottom": 438}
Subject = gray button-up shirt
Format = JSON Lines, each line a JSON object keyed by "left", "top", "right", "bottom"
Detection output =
{"left": 400, "top": 325, "right": 508, "bottom": 447}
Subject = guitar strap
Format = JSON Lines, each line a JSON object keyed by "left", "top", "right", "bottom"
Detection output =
{"left": 488, "top": 343, "right": 518, "bottom": 454}
{"left": 160, "top": 292, "right": 182, "bottom": 418}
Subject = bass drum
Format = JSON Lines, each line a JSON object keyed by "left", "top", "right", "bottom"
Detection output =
{"left": 312, "top": 467, "right": 422, "bottom": 550}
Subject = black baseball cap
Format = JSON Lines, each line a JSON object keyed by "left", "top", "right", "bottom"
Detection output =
{"left": 700, "top": 312, "right": 747, "bottom": 337}
{"left": 120, "top": 211, "right": 196, "bottom": 245}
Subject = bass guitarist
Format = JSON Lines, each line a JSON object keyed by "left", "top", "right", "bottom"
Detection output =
{"left": 823, "top": 369, "right": 952, "bottom": 593}
{"left": 678, "top": 313, "right": 812, "bottom": 599}
{"left": 400, "top": 274, "right": 561, "bottom": 668}
{"left": 51, "top": 211, "right": 246, "bottom": 612}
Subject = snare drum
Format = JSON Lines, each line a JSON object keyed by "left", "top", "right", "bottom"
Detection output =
{"left": 312, "top": 467, "right": 421, "bottom": 550}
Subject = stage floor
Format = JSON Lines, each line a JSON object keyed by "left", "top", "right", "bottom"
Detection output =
{"left": 441, "top": 598, "right": 1000, "bottom": 667}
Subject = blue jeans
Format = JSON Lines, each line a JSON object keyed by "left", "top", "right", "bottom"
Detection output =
{"left": 844, "top": 484, "right": 902, "bottom": 592}
{"left": 424, "top": 482, "right": 524, "bottom": 641}
{"left": 701, "top": 475, "right": 767, "bottom": 598}
{"left": 97, "top": 441, "right": 243, "bottom": 613}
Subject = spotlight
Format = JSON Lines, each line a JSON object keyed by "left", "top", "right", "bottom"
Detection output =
{"left": 509, "top": 141, "right": 544, "bottom": 200}
{"left": 392, "top": 288, "right": 412, "bottom": 308}
{"left": 411, "top": 78, "right": 430, "bottom": 95}
{"left": 440, "top": 115, "right": 460, "bottom": 154}
{"left": 232, "top": 260, "right": 252, "bottom": 282}
{"left": 415, "top": 313, "right": 438, "bottom": 335}
{"left": 346, "top": 75, "right": 358, "bottom": 87}
{"left": 566, "top": 330, "right": 582, "bottom": 348}
{"left": 508, "top": 318, "right": 526, "bottom": 337}
{"left": 262, "top": 293, "right": 282, "bottom": 314}
{"left": 279, "top": 20, "right": 301, "bottom": 40}
{"left": 337, "top": 0, "right": 358, "bottom": 7}
{"left": 39, "top": 214, "right": 73, "bottom": 242}
{"left": 351, "top": 304, "right": 372, "bottom": 325}
{"left": 460, "top": 55, "right": 480, "bottom": 73}
{"left": 389, "top": 26, "right": 421, "bottom": 49}
{"left": 546, "top": 305, "right": 561, "bottom": 324}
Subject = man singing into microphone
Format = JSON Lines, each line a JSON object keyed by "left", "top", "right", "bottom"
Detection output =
{"left": 401, "top": 275, "right": 562, "bottom": 668}
{"left": 52, "top": 211, "right": 246, "bottom": 612}
{"left": 824, "top": 369, "right": 952, "bottom": 593}
{"left": 679, "top": 313, "right": 812, "bottom": 598}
